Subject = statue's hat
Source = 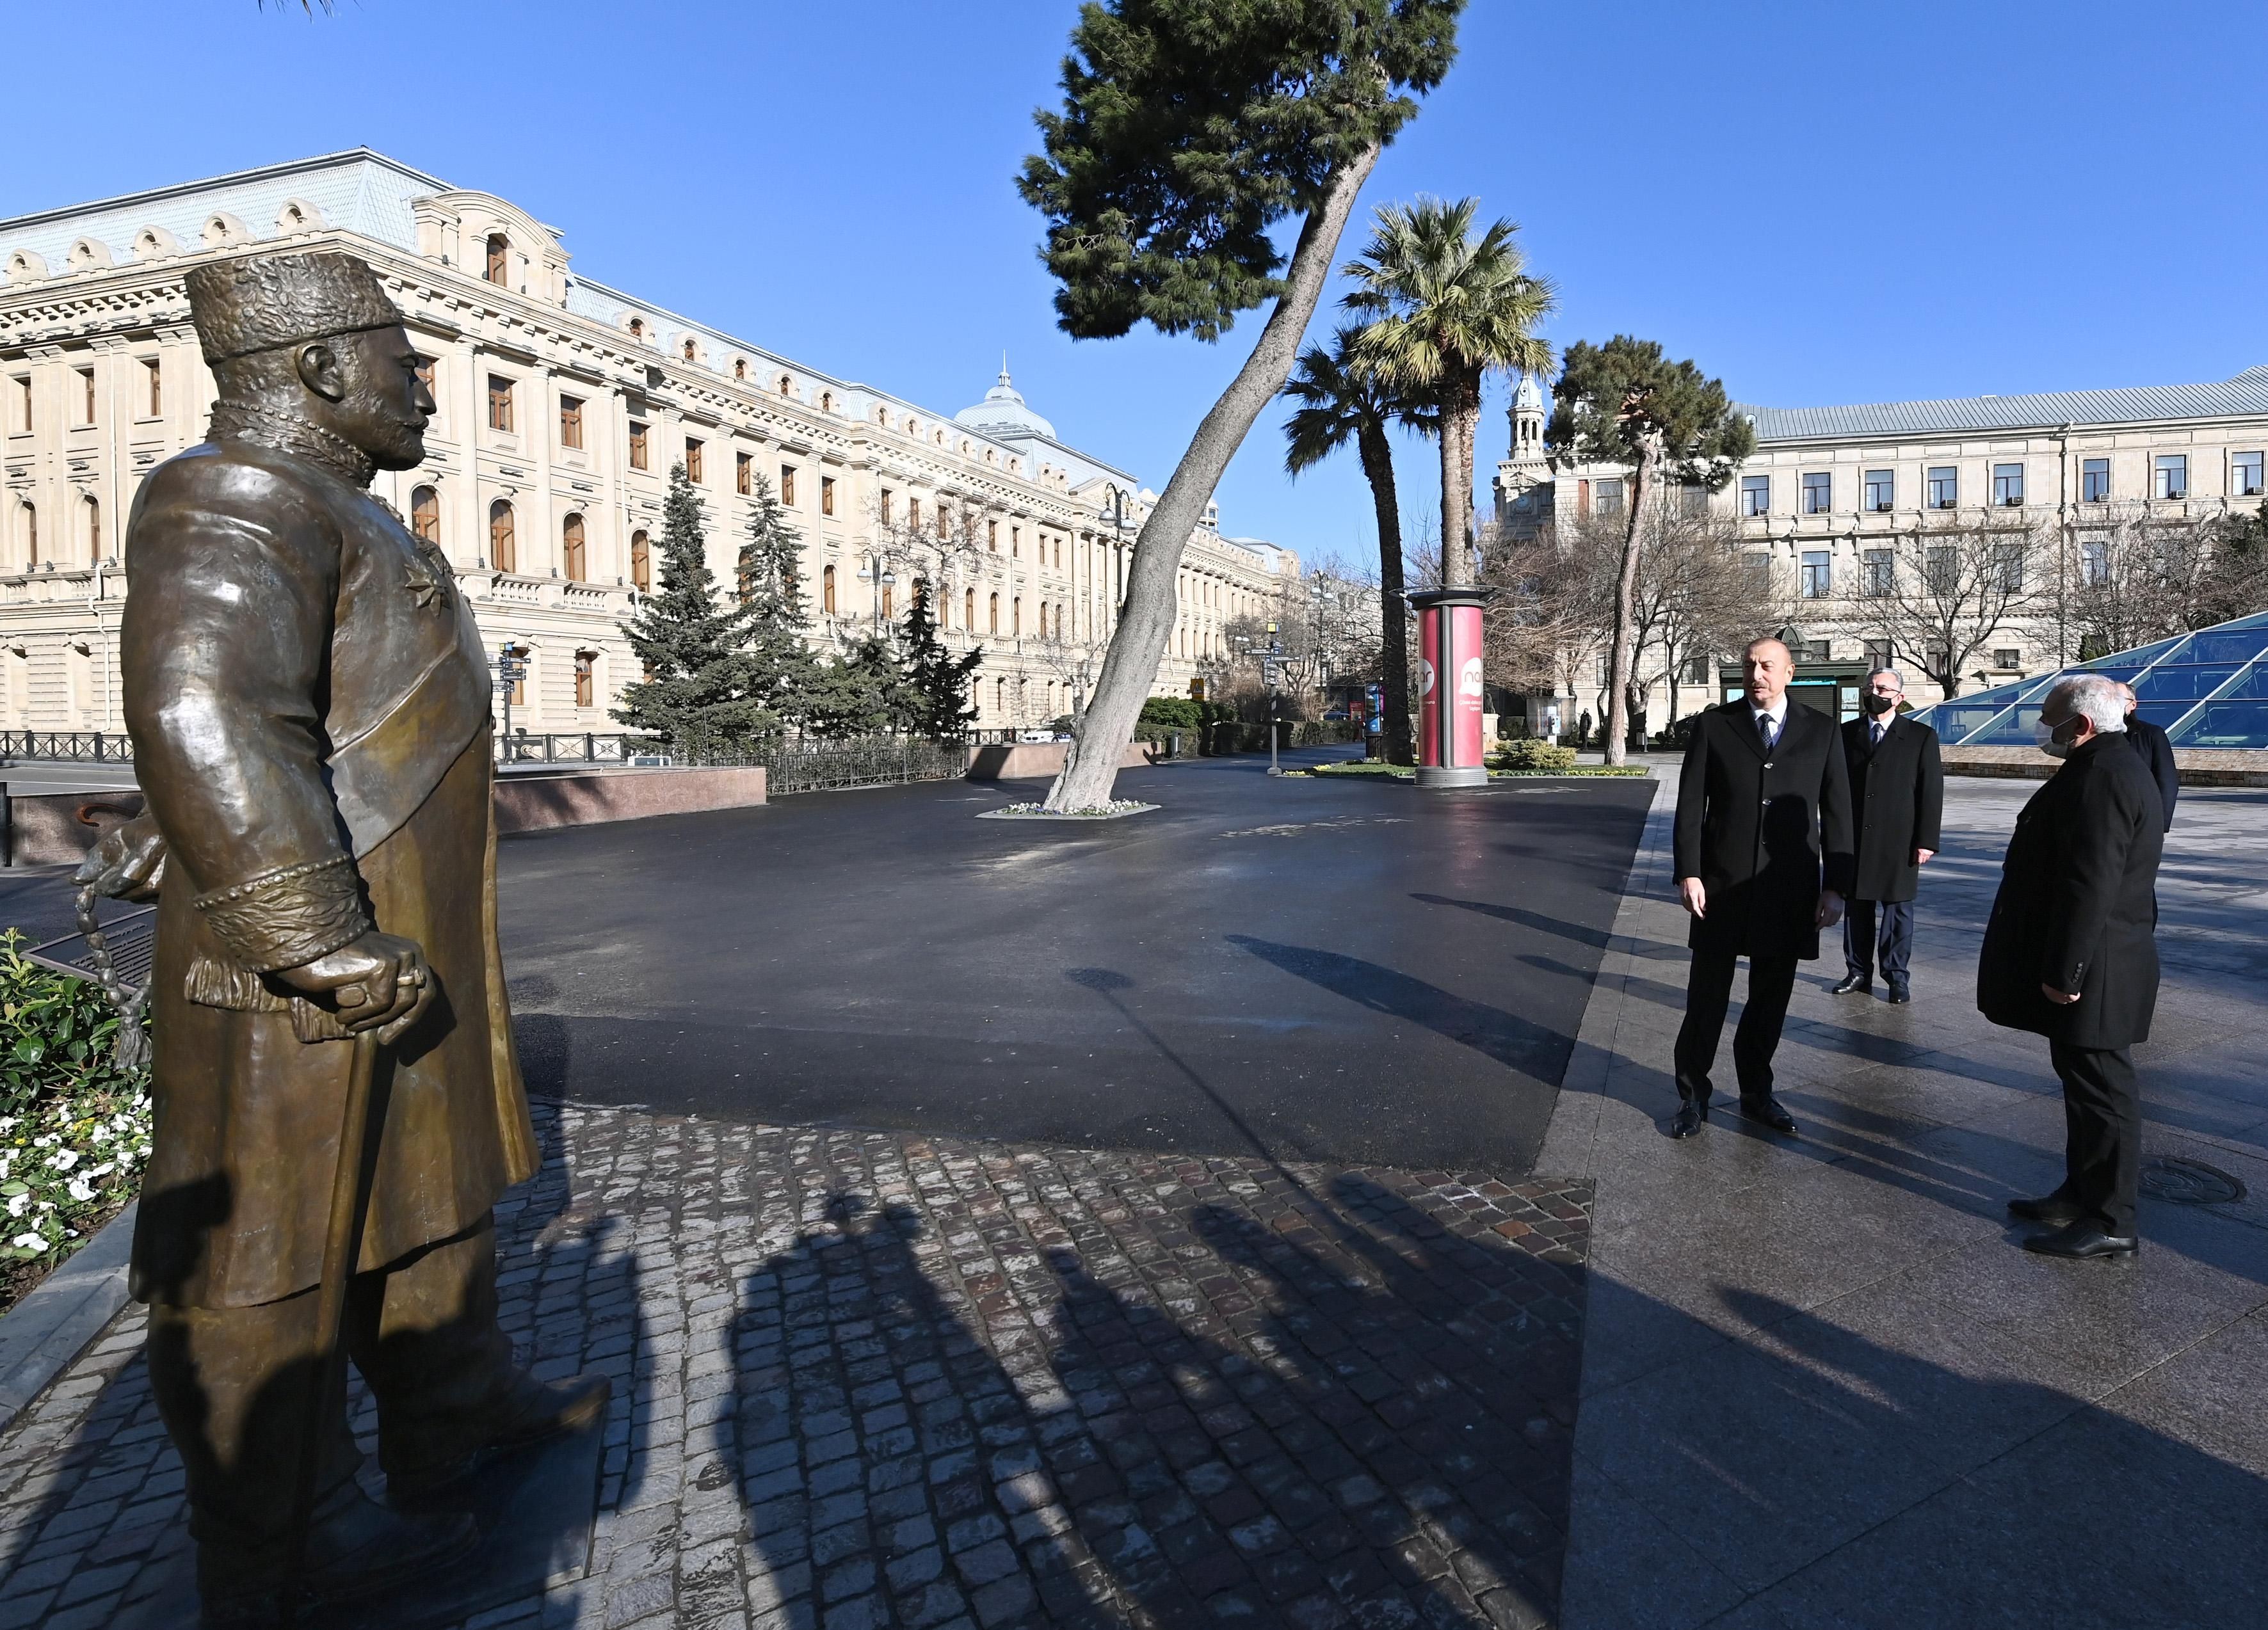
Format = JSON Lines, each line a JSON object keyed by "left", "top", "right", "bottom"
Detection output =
{"left": 184, "top": 251, "right": 406, "bottom": 364}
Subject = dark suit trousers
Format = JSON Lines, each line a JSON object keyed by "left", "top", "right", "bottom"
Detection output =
{"left": 2048, "top": 1041, "right": 2141, "bottom": 1235}
{"left": 1842, "top": 899, "right": 1913, "bottom": 987}
{"left": 1675, "top": 948, "right": 1799, "bottom": 1106}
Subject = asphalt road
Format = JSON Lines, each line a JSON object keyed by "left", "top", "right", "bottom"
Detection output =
{"left": 495, "top": 751, "right": 1653, "bottom": 1174}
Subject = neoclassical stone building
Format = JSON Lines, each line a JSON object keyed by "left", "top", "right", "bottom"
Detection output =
{"left": 0, "top": 150, "right": 1294, "bottom": 737}
{"left": 1496, "top": 365, "right": 2268, "bottom": 726}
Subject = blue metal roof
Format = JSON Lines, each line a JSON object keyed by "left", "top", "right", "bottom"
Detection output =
{"left": 1739, "top": 367, "right": 2268, "bottom": 442}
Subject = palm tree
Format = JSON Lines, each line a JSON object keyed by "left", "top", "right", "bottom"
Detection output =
{"left": 1283, "top": 328, "right": 1422, "bottom": 764}
{"left": 1342, "top": 198, "right": 1555, "bottom": 587}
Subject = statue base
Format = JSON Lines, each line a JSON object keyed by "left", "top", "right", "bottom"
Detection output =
{"left": 1413, "top": 765, "right": 1488, "bottom": 789}
{"left": 118, "top": 1409, "right": 606, "bottom": 1630}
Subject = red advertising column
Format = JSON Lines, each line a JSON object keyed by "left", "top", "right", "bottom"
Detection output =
{"left": 1407, "top": 586, "right": 1493, "bottom": 788}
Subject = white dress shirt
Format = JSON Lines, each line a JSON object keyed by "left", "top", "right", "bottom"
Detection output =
{"left": 1749, "top": 696, "right": 1789, "bottom": 748}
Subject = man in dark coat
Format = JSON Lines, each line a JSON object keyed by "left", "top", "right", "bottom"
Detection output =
{"left": 1979, "top": 673, "right": 2165, "bottom": 1259}
{"left": 1670, "top": 637, "right": 1855, "bottom": 1137}
{"left": 1830, "top": 669, "right": 1944, "bottom": 1003}
{"left": 81, "top": 252, "right": 605, "bottom": 1622}
{"left": 2116, "top": 681, "right": 2180, "bottom": 831}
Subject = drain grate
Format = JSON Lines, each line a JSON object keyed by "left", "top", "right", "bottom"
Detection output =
{"left": 2139, "top": 1156, "right": 2247, "bottom": 1206}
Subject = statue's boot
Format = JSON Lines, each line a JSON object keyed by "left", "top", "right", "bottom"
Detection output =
{"left": 347, "top": 1215, "right": 612, "bottom": 1506}
{"left": 198, "top": 1480, "right": 477, "bottom": 1627}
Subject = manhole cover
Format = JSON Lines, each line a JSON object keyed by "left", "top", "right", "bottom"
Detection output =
{"left": 2139, "top": 1156, "right": 2247, "bottom": 1206}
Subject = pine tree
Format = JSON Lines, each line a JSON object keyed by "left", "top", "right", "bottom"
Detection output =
{"left": 899, "top": 578, "right": 983, "bottom": 742}
{"left": 734, "top": 472, "right": 828, "bottom": 735}
{"left": 804, "top": 635, "right": 910, "bottom": 740}
{"left": 613, "top": 463, "right": 765, "bottom": 755}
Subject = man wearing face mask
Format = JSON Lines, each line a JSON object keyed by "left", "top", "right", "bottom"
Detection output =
{"left": 2116, "top": 680, "right": 2180, "bottom": 832}
{"left": 1830, "top": 669, "right": 1943, "bottom": 1003}
{"left": 1978, "top": 674, "right": 2165, "bottom": 1259}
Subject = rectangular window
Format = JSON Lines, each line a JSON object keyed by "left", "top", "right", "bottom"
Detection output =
{"left": 907, "top": 497, "right": 921, "bottom": 530}
{"left": 1865, "top": 639, "right": 1895, "bottom": 671}
{"left": 1011, "top": 525, "right": 1020, "bottom": 555}
{"left": 143, "top": 357, "right": 161, "bottom": 418}
{"left": 1680, "top": 482, "right": 1708, "bottom": 516}
{"left": 574, "top": 654, "right": 594, "bottom": 709}
{"left": 1595, "top": 477, "right": 1624, "bottom": 517}
{"left": 880, "top": 488, "right": 893, "bottom": 525}
{"left": 820, "top": 476, "right": 835, "bottom": 516}
{"left": 987, "top": 518, "right": 998, "bottom": 550}
{"left": 1992, "top": 542, "right": 2025, "bottom": 591}
{"left": 10, "top": 376, "right": 28, "bottom": 433}
{"left": 1992, "top": 648, "right": 2021, "bottom": 670}
{"left": 1740, "top": 474, "right": 1770, "bottom": 516}
{"left": 1801, "top": 471, "right": 1831, "bottom": 515}
{"left": 76, "top": 367, "right": 95, "bottom": 426}
{"left": 1863, "top": 469, "right": 1894, "bottom": 512}
{"left": 1863, "top": 549, "right": 1894, "bottom": 597}
{"left": 1806, "top": 641, "right": 1831, "bottom": 664}
{"left": 415, "top": 355, "right": 437, "bottom": 399}
{"left": 558, "top": 395, "right": 584, "bottom": 450}
{"left": 629, "top": 422, "right": 649, "bottom": 471}
{"left": 1992, "top": 463, "right": 2024, "bottom": 506}
{"left": 1800, "top": 550, "right": 1831, "bottom": 598}
{"left": 2155, "top": 454, "right": 2189, "bottom": 499}
{"left": 2234, "top": 451, "right": 2265, "bottom": 497}
{"left": 780, "top": 465, "right": 798, "bottom": 506}
{"left": 1926, "top": 547, "right": 1957, "bottom": 593}
{"left": 1927, "top": 466, "right": 1958, "bottom": 509}
{"left": 2082, "top": 457, "right": 2111, "bottom": 502}
{"left": 736, "top": 451, "right": 752, "bottom": 495}
{"left": 487, "top": 374, "right": 514, "bottom": 433}
{"left": 2080, "top": 538, "right": 2110, "bottom": 584}
{"left": 685, "top": 439, "right": 704, "bottom": 483}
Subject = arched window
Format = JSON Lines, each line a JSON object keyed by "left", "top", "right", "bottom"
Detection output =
{"left": 485, "top": 234, "right": 509, "bottom": 285}
{"left": 1012, "top": 597, "right": 1022, "bottom": 636}
{"left": 820, "top": 392, "right": 833, "bottom": 412}
{"left": 630, "top": 530, "right": 650, "bottom": 592}
{"left": 823, "top": 564, "right": 837, "bottom": 615}
{"left": 778, "top": 374, "right": 792, "bottom": 397}
{"left": 881, "top": 582, "right": 894, "bottom": 619}
{"left": 574, "top": 651, "right": 596, "bottom": 709}
{"left": 734, "top": 359, "right": 746, "bottom": 380}
{"left": 410, "top": 485, "right": 439, "bottom": 543}
{"left": 988, "top": 593, "right": 999, "bottom": 634}
{"left": 964, "top": 587, "right": 975, "bottom": 629}
{"left": 19, "top": 502, "right": 35, "bottom": 568}
{"left": 682, "top": 339, "right": 696, "bottom": 362}
{"left": 489, "top": 499, "right": 516, "bottom": 573}
{"left": 561, "top": 514, "right": 586, "bottom": 581}
{"left": 629, "top": 317, "right": 645, "bottom": 340}
{"left": 995, "top": 677, "right": 1005, "bottom": 714}
{"left": 84, "top": 496, "right": 100, "bottom": 560}
{"left": 1036, "top": 602, "right": 1047, "bottom": 639}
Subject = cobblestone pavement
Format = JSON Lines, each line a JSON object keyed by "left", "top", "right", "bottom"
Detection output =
{"left": 0, "top": 1104, "right": 1593, "bottom": 1629}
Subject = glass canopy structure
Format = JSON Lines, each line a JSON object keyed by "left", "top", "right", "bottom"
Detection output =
{"left": 1908, "top": 611, "right": 2268, "bottom": 749}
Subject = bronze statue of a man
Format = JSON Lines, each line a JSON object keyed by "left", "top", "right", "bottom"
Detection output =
{"left": 86, "top": 250, "right": 604, "bottom": 1624}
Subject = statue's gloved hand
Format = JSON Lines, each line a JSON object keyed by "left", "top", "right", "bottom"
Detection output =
{"left": 74, "top": 812, "right": 167, "bottom": 901}
{"left": 275, "top": 929, "right": 433, "bottom": 1043}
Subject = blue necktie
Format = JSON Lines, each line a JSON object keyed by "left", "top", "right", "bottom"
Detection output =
{"left": 1759, "top": 712, "right": 1778, "bottom": 751}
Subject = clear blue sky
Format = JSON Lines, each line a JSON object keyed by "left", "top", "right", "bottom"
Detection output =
{"left": 7, "top": 1, "right": 2260, "bottom": 570}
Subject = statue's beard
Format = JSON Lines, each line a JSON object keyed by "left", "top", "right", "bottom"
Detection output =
{"left": 336, "top": 382, "right": 427, "bottom": 470}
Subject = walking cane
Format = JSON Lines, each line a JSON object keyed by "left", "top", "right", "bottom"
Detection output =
{"left": 278, "top": 1022, "right": 382, "bottom": 1629}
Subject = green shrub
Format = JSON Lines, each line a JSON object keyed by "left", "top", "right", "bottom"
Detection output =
{"left": 1492, "top": 739, "right": 1579, "bottom": 772}
{"left": 0, "top": 931, "right": 152, "bottom": 1267}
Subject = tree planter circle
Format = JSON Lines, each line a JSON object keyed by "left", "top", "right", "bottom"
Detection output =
{"left": 979, "top": 801, "right": 1159, "bottom": 822}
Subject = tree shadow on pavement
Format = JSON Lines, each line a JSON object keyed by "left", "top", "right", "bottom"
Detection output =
{"left": 727, "top": 1158, "right": 1592, "bottom": 1629}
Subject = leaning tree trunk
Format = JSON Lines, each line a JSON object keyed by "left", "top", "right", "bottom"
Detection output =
{"left": 1602, "top": 444, "right": 1656, "bottom": 767}
{"left": 1356, "top": 419, "right": 1414, "bottom": 764}
{"left": 1043, "top": 143, "right": 1385, "bottom": 812}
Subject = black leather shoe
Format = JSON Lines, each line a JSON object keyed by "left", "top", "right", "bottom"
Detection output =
{"left": 1830, "top": 974, "right": 1872, "bottom": 996}
{"left": 2022, "top": 1222, "right": 2138, "bottom": 1260}
{"left": 2007, "top": 1193, "right": 2084, "bottom": 1225}
{"left": 1739, "top": 1097, "right": 1799, "bottom": 1135}
{"left": 1669, "top": 1101, "right": 1707, "bottom": 1139}
{"left": 1886, "top": 986, "right": 1912, "bottom": 1005}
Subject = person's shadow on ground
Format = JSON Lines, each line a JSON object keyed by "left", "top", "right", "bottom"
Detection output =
{"left": 727, "top": 1165, "right": 1587, "bottom": 1629}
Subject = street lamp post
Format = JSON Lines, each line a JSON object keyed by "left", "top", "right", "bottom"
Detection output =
{"left": 1265, "top": 620, "right": 1283, "bottom": 777}
{"left": 496, "top": 638, "right": 529, "bottom": 761}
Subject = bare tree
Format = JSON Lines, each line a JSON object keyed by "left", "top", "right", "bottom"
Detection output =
{"left": 1870, "top": 515, "right": 2050, "bottom": 696}
{"left": 2068, "top": 502, "right": 2253, "bottom": 656}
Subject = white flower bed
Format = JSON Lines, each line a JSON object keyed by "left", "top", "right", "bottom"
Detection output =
{"left": 982, "top": 799, "right": 1160, "bottom": 821}
{"left": 0, "top": 1091, "right": 152, "bottom": 1263}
